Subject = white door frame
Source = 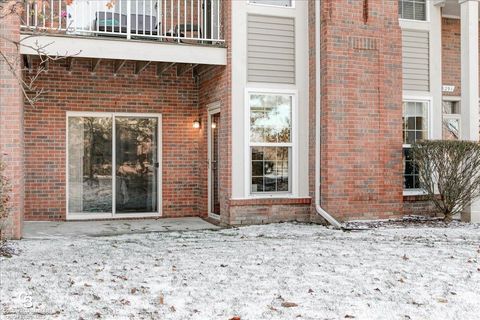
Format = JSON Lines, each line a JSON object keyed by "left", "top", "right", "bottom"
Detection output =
{"left": 207, "top": 102, "right": 221, "bottom": 219}
{"left": 66, "top": 111, "right": 162, "bottom": 220}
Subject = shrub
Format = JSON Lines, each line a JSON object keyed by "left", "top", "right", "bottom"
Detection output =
{"left": 412, "top": 140, "right": 480, "bottom": 222}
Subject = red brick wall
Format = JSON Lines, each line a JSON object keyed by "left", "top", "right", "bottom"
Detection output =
{"left": 318, "top": 0, "right": 404, "bottom": 221}
{"left": 442, "top": 18, "right": 461, "bottom": 97}
{"left": 228, "top": 198, "right": 311, "bottom": 225}
{"left": 24, "top": 58, "right": 205, "bottom": 220}
{"left": 403, "top": 195, "right": 439, "bottom": 217}
{"left": 198, "top": 0, "right": 232, "bottom": 224}
{"left": 198, "top": 66, "right": 228, "bottom": 217}
{"left": 0, "top": 5, "right": 24, "bottom": 239}
{"left": 441, "top": 18, "right": 480, "bottom": 97}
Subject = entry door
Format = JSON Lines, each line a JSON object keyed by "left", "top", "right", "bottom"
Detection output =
{"left": 67, "top": 113, "right": 161, "bottom": 219}
{"left": 208, "top": 107, "right": 221, "bottom": 218}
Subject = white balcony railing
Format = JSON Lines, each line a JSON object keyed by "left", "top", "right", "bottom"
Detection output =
{"left": 21, "top": 0, "right": 224, "bottom": 45}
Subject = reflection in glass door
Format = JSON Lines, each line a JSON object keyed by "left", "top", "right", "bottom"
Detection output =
{"left": 115, "top": 117, "right": 158, "bottom": 214}
{"left": 68, "top": 116, "right": 113, "bottom": 214}
{"left": 67, "top": 113, "right": 161, "bottom": 218}
{"left": 208, "top": 109, "right": 220, "bottom": 217}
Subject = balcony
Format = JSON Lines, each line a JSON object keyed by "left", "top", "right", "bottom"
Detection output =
{"left": 20, "top": 0, "right": 226, "bottom": 66}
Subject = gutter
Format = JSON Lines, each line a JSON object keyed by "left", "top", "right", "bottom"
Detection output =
{"left": 314, "top": 0, "right": 343, "bottom": 230}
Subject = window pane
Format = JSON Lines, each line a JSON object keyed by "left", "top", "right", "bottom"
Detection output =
{"left": 399, "top": 0, "right": 426, "bottom": 21}
{"left": 415, "top": 117, "right": 423, "bottom": 131}
{"left": 443, "top": 101, "right": 461, "bottom": 114}
{"left": 415, "top": 130, "right": 424, "bottom": 141}
{"left": 403, "top": 147, "right": 420, "bottom": 189}
{"left": 250, "top": 94, "right": 292, "bottom": 143}
{"left": 252, "top": 161, "right": 263, "bottom": 176}
{"left": 414, "top": 2, "right": 426, "bottom": 20}
{"left": 406, "top": 102, "right": 416, "bottom": 115}
{"left": 251, "top": 147, "right": 264, "bottom": 161}
{"left": 115, "top": 117, "right": 158, "bottom": 213}
{"left": 250, "top": 126, "right": 265, "bottom": 143}
{"left": 251, "top": 146, "right": 291, "bottom": 193}
{"left": 401, "top": 1, "right": 414, "bottom": 19}
{"left": 407, "top": 117, "right": 416, "bottom": 130}
{"left": 406, "top": 131, "right": 416, "bottom": 145}
{"left": 251, "top": 177, "right": 264, "bottom": 193}
{"left": 404, "top": 175, "right": 415, "bottom": 189}
{"left": 403, "top": 101, "right": 428, "bottom": 145}
{"left": 68, "top": 117, "right": 113, "bottom": 213}
{"left": 264, "top": 176, "right": 276, "bottom": 192}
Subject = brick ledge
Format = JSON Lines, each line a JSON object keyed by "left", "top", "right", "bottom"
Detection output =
{"left": 404, "top": 194, "right": 440, "bottom": 201}
{"left": 229, "top": 198, "right": 311, "bottom": 206}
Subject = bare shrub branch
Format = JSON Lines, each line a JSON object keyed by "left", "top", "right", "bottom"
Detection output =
{"left": 412, "top": 140, "right": 480, "bottom": 222}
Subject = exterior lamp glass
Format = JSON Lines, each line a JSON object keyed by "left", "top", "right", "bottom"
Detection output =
{"left": 211, "top": 122, "right": 217, "bottom": 129}
{"left": 193, "top": 120, "right": 201, "bottom": 129}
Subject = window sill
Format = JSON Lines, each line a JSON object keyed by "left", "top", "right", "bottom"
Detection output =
{"left": 229, "top": 197, "right": 311, "bottom": 207}
{"left": 247, "top": 2, "right": 294, "bottom": 9}
{"left": 398, "top": 18, "right": 429, "bottom": 23}
{"left": 403, "top": 189, "right": 427, "bottom": 197}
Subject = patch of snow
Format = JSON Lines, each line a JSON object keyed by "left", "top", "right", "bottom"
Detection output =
{"left": 1, "top": 222, "right": 480, "bottom": 319}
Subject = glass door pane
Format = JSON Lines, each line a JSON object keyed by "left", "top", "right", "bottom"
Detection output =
{"left": 68, "top": 116, "right": 113, "bottom": 214}
{"left": 210, "top": 112, "right": 220, "bottom": 215}
{"left": 115, "top": 117, "right": 158, "bottom": 213}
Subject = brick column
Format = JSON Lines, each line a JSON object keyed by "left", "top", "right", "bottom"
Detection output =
{"left": 319, "top": 0, "right": 404, "bottom": 220}
{"left": 0, "top": 8, "right": 24, "bottom": 239}
{"left": 460, "top": 0, "right": 480, "bottom": 223}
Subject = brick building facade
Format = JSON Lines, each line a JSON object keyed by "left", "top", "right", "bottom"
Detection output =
{"left": 1, "top": 0, "right": 480, "bottom": 239}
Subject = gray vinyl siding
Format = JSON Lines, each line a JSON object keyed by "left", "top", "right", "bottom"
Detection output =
{"left": 402, "top": 29, "right": 429, "bottom": 91}
{"left": 247, "top": 14, "right": 295, "bottom": 84}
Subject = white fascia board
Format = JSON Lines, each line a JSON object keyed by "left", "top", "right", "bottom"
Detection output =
{"left": 19, "top": 34, "right": 227, "bottom": 65}
{"left": 433, "top": 0, "right": 446, "bottom": 7}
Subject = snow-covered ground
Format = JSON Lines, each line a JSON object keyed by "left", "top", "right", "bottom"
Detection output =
{"left": 1, "top": 222, "right": 480, "bottom": 320}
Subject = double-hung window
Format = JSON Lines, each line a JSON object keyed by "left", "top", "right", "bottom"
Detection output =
{"left": 399, "top": 0, "right": 427, "bottom": 21}
{"left": 442, "top": 100, "right": 461, "bottom": 140}
{"left": 249, "top": 92, "right": 293, "bottom": 194}
{"left": 403, "top": 101, "right": 428, "bottom": 190}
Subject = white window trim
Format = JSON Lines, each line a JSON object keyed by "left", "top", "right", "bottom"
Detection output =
{"left": 398, "top": 0, "right": 430, "bottom": 22}
{"left": 247, "top": 0, "right": 295, "bottom": 9}
{"left": 442, "top": 97, "right": 462, "bottom": 140}
{"left": 244, "top": 88, "right": 298, "bottom": 198}
{"left": 402, "top": 97, "right": 432, "bottom": 196}
{"left": 207, "top": 102, "right": 221, "bottom": 220}
{"left": 65, "top": 111, "right": 163, "bottom": 220}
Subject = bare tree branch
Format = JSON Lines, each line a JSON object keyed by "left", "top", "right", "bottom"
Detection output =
{"left": 0, "top": 0, "right": 80, "bottom": 107}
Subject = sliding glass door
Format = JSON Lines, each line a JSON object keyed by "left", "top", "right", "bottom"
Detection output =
{"left": 67, "top": 113, "right": 161, "bottom": 219}
{"left": 68, "top": 116, "right": 113, "bottom": 214}
{"left": 115, "top": 117, "right": 159, "bottom": 213}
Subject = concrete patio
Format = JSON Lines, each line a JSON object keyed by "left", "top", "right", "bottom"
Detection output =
{"left": 22, "top": 217, "right": 221, "bottom": 239}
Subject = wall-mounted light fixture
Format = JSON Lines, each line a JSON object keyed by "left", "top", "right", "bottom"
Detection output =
{"left": 211, "top": 122, "right": 217, "bottom": 129}
{"left": 192, "top": 119, "right": 201, "bottom": 129}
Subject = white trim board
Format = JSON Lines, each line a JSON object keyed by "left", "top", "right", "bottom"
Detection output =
{"left": 207, "top": 102, "right": 221, "bottom": 220}
{"left": 244, "top": 88, "right": 298, "bottom": 198}
{"left": 20, "top": 34, "right": 227, "bottom": 65}
{"left": 66, "top": 112, "right": 163, "bottom": 220}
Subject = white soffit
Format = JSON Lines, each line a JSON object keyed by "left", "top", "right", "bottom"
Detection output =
{"left": 442, "top": 0, "right": 480, "bottom": 18}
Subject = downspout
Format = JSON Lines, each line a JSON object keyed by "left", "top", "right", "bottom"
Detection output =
{"left": 314, "top": 0, "right": 343, "bottom": 229}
